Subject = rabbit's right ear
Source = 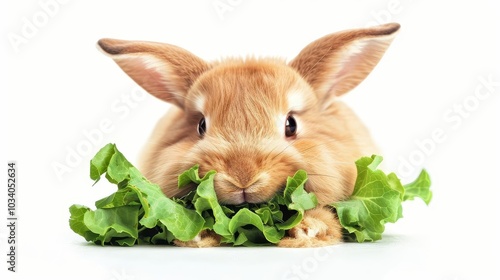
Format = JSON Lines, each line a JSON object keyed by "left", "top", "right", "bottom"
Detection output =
{"left": 290, "top": 23, "right": 400, "bottom": 106}
{"left": 97, "top": 39, "right": 209, "bottom": 109}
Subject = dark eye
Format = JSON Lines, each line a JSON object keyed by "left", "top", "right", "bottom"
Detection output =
{"left": 197, "top": 117, "right": 206, "bottom": 136}
{"left": 285, "top": 115, "right": 297, "bottom": 138}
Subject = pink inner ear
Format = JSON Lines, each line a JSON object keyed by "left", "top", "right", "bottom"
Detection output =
{"left": 115, "top": 55, "right": 184, "bottom": 106}
{"left": 322, "top": 38, "right": 385, "bottom": 98}
{"left": 325, "top": 50, "right": 366, "bottom": 96}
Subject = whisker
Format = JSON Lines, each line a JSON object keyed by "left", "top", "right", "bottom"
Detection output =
{"left": 269, "top": 132, "right": 304, "bottom": 161}
{"left": 265, "top": 142, "right": 282, "bottom": 160}
{"left": 295, "top": 138, "right": 341, "bottom": 153}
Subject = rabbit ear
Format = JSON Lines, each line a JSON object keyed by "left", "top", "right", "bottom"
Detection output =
{"left": 290, "top": 23, "right": 400, "bottom": 103}
{"left": 97, "top": 38, "right": 209, "bottom": 109}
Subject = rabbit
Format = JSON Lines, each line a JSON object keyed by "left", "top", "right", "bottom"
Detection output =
{"left": 97, "top": 22, "right": 400, "bottom": 248}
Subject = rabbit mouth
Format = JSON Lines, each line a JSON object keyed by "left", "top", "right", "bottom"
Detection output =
{"left": 241, "top": 188, "right": 266, "bottom": 204}
{"left": 219, "top": 188, "right": 270, "bottom": 205}
{"left": 227, "top": 190, "right": 249, "bottom": 205}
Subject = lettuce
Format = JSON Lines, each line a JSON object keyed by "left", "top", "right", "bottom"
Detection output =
{"left": 69, "top": 143, "right": 317, "bottom": 246}
{"left": 331, "top": 155, "right": 431, "bottom": 242}
{"left": 69, "top": 144, "right": 431, "bottom": 246}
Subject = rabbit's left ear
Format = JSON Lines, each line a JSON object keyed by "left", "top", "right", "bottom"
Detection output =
{"left": 97, "top": 38, "right": 209, "bottom": 109}
{"left": 290, "top": 23, "right": 400, "bottom": 103}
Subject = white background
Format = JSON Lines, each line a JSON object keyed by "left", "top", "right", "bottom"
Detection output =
{"left": 2, "top": 0, "right": 500, "bottom": 279}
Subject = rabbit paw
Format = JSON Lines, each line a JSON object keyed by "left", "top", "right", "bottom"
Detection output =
{"left": 173, "top": 230, "right": 221, "bottom": 248}
{"left": 278, "top": 207, "right": 342, "bottom": 248}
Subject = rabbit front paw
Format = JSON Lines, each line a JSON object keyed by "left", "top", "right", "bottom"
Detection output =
{"left": 173, "top": 230, "right": 221, "bottom": 248}
{"left": 278, "top": 207, "right": 342, "bottom": 248}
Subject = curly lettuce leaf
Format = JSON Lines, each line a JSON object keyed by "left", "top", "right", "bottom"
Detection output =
{"left": 331, "top": 155, "right": 432, "bottom": 242}
{"left": 70, "top": 144, "right": 431, "bottom": 246}
{"left": 128, "top": 167, "right": 205, "bottom": 241}
{"left": 89, "top": 143, "right": 115, "bottom": 183}
{"left": 70, "top": 144, "right": 204, "bottom": 244}
{"left": 70, "top": 144, "right": 318, "bottom": 246}
{"left": 178, "top": 165, "right": 314, "bottom": 246}
{"left": 403, "top": 169, "right": 432, "bottom": 204}
{"left": 69, "top": 204, "right": 99, "bottom": 242}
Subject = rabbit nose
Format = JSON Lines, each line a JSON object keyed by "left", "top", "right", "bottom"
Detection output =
{"left": 227, "top": 169, "right": 256, "bottom": 190}
{"left": 232, "top": 175, "right": 260, "bottom": 190}
{"left": 225, "top": 157, "right": 260, "bottom": 189}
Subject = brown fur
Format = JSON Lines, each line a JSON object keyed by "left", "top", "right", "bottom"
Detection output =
{"left": 98, "top": 23, "right": 400, "bottom": 248}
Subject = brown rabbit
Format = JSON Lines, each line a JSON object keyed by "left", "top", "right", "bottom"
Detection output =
{"left": 97, "top": 23, "right": 400, "bottom": 248}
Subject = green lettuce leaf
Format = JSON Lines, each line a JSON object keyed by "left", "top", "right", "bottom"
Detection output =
{"left": 69, "top": 144, "right": 319, "bottom": 246}
{"left": 331, "top": 155, "right": 432, "bottom": 242}
{"left": 177, "top": 165, "right": 313, "bottom": 245}
{"left": 69, "top": 144, "right": 431, "bottom": 246}
{"left": 69, "top": 204, "right": 99, "bottom": 242}
{"left": 70, "top": 144, "right": 205, "bottom": 245}
{"left": 403, "top": 169, "right": 432, "bottom": 204}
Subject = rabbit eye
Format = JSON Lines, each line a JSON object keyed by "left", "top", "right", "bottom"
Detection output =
{"left": 285, "top": 115, "right": 297, "bottom": 138}
{"left": 197, "top": 117, "right": 206, "bottom": 136}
